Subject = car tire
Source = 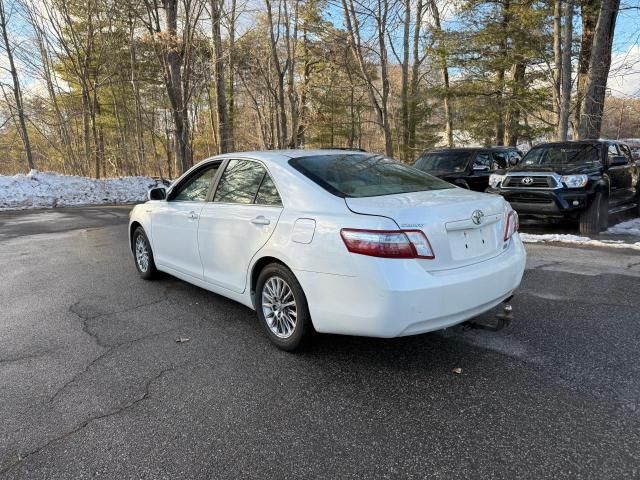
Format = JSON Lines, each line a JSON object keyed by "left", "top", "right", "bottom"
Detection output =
{"left": 132, "top": 227, "right": 158, "bottom": 280}
{"left": 255, "top": 263, "right": 314, "bottom": 351}
{"left": 579, "top": 191, "right": 608, "bottom": 235}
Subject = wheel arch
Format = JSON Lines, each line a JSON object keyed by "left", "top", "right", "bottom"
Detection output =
{"left": 596, "top": 174, "right": 611, "bottom": 197}
{"left": 129, "top": 221, "right": 143, "bottom": 253}
{"left": 249, "top": 255, "right": 290, "bottom": 308}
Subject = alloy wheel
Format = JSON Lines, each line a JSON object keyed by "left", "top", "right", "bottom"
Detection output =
{"left": 261, "top": 276, "right": 297, "bottom": 339}
{"left": 135, "top": 235, "right": 150, "bottom": 273}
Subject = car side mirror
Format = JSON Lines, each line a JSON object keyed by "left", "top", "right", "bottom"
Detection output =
{"left": 148, "top": 186, "right": 167, "bottom": 201}
{"left": 473, "top": 165, "right": 490, "bottom": 171}
{"left": 609, "top": 155, "right": 628, "bottom": 167}
{"left": 509, "top": 157, "right": 520, "bottom": 166}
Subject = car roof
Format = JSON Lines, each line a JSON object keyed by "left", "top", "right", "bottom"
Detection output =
{"left": 532, "top": 139, "right": 621, "bottom": 147}
{"left": 210, "top": 149, "right": 373, "bottom": 166}
{"left": 421, "top": 146, "right": 519, "bottom": 153}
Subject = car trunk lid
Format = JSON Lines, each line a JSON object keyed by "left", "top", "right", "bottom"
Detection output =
{"left": 345, "top": 188, "right": 508, "bottom": 271}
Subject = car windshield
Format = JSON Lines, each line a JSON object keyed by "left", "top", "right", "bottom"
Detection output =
{"left": 521, "top": 144, "right": 601, "bottom": 167}
{"left": 414, "top": 151, "right": 471, "bottom": 173}
{"left": 289, "top": 154, "right": 453, "bottom": 198}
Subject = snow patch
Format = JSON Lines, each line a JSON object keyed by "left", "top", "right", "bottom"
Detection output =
{"left": 0, "top": 170, "right": 164, "bottom": 211}
{"left": 519, "top": 233, "right": 640, "bottom": 251}
{"left": 606, "top": 218, "right": 640, "bottom": 236}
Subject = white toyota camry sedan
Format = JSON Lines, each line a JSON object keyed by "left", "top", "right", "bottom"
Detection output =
{"left": 129, "top": 150, "right": 526, "bottom": 350}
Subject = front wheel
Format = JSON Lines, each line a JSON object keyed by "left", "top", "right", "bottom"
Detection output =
{"left": 132, "top": 227, "right": 158, "bottom": 280}
{"left": 579, "top": 191, "right": 608, "bottom": 235}
{"left": 255, "top": 263, "right": 314, "bottom": 351}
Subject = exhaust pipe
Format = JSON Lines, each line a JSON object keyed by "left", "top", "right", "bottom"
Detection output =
{"left": 464, "top": 299, "right": 513, "bottom": 332}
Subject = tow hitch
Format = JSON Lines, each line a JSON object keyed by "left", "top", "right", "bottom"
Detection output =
{"left": 464, "top": 297, "right": 513, "bottom": 332}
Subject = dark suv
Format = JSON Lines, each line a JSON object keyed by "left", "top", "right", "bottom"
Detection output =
{"left": 488, "top": 140, "right": 639, "bottom": 234}
{"left": 413, "top": 147, "right": 522, "bottom": 191}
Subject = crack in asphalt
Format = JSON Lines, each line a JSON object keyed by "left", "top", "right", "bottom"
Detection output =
{"left": 0, "top": 352, "right": 49, "bottom": 365}
{"left": 49, "top": 286, "right": 181, "bottom": 405}
{"left": 69, "top": 289, "right": 171, "bottom": 349}
{"left": 0, "top": 361, "right": 193, "bottom": 477}
{"left": 626, "top": 260, "right": 640, "bottom": 269}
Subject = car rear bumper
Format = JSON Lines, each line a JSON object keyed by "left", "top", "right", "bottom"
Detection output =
{"left": 294, "top": 237, "right": 526, "bottom": 338}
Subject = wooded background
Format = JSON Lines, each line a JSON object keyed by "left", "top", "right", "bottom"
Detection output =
{"left": 0, "top": 0, "right": 637, "bottom": 177}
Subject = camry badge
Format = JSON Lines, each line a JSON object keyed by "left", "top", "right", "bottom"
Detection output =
{"left": 471, "top": 210, "right": 484, "bottom": 225}
{"left": 522, "top": 176, "right": 534, "bottom": 185}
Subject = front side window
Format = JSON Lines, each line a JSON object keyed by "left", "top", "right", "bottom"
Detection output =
{"left": 291, "top": 154, "right": 452, "bottom": 198}
{"left": 619, "top": 144, "right": 632, "bottom": 159}
{"left": 474, "top": 152, "right": 491, "bottom": 168}
{"left": 214, "top": 159, "right": 276, "bottom": 204}
{"left": 172, "top": 164, "right": 219, "bottom": 202}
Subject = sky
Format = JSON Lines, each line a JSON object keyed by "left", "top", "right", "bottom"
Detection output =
{"left": 0, "top": 0, "right": 639, "bottom": 98}
{"left": 607, "top": 4, "right": 640, "bottom": 98}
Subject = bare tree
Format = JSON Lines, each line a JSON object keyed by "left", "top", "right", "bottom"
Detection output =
{"left": 341, "top": 0, "right": 394, "bottom": 157}
{"left": 0, "top": 0, "right": 34, "bottom": 171}
{"left": 210, "top": 0, "right": 232, "bottom": 153}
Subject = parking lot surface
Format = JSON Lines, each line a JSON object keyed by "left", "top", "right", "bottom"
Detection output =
{"left": 1, "top": 206, "right": 639, "bottom": 479}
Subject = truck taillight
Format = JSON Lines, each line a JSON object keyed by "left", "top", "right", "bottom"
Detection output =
{"left": 504, "top": 210, "right": 519, "bottom": 241}
{"left": 340, "top": 229, "right": 435, "bottom": 259}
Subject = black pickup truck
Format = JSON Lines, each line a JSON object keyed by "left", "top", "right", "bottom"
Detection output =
{"left": 487, "top": 140, "right": 640, "bottom": 234}
{"left": 413, "top": 147, "right": 522, "bottom": 191}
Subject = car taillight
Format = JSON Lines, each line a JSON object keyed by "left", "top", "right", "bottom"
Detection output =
{"left": 503, "top": 210, "right": 519, "bottom": 241}
{"left": 340, "top": 229, "right": 435, "bottom": 259}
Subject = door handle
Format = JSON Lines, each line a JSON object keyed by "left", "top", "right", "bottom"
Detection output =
{"left": 251, "top": 216, "right": 270, "bottom": 226}
{"left": 188, "top": 211, "right": 199, "bottom": 220}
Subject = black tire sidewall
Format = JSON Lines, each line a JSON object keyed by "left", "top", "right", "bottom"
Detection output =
{"left": 133, "top": 227, "right": 157, "bottom": 279}
{"left": 580, "top": 191, "right": 607, "bottom": 235}
{"left": 255, "top": 263, "right": 313, "bottom": 351}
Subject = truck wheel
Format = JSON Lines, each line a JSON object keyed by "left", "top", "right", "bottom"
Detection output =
{"left": 579, "top": 191, "right": 608, "bottom": 235}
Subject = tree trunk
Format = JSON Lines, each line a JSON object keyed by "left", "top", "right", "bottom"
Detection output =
{"left": 558, "top": 0, "right": 574, "bottom": 140}
{"left": 505, "top": 62, "right": 526, "bottom": 146}
{"left": 211, "top": 0, "right": 232, "bottom": 153}
{"left": 400, "top": 0, "right": 411, "bottom": 161}
{"left": 265, "top": 0, "right": 288, "bottom": 149}
{"left": 573, "top": 0, "right": 600, "bottom": 137}
{"left": 408, "top": 0, "right": 424, "bottom": 155}
{"left": 227, "top": 0, "right": 236, "bottom": 150}
{"left": 552, "top": 0, "right": 562, "bottom": 133}
{"left": 578, "top": 0, "right": 620, "bottom": 139}
{"left": 164, "top": 0, "right": 192, "bottom": 174}
{"left": 429, "top": 0, "right": 452, "bottom": 148}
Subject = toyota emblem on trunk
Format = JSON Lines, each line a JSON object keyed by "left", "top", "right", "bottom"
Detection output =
{"left": 522, "top": 176, "right": 534, "bottom": 185}
{"left": 471, "top": 210, "right": 484, "bottom": 225}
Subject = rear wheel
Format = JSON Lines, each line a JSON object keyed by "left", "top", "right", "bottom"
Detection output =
{"left": 579, "top": 191, "right": 608, "bottom": 235}
{"left": 255, "top": 263, "right": 314, "bottom": 351}
{"left": 133, "top": 227, "right": 158, "bottom": 280}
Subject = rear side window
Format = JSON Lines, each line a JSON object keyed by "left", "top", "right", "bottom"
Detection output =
{"left": 290, "top": 154, "right": 452, "bottom": 198}
{"left": 214, "top": 160, "right": 266, "bottom": 204}
{"left": 255, "top": 175, "right": 282, "bottom": 206}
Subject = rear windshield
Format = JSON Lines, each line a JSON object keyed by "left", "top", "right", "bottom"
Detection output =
{"left": 522, "top": 144, "right": 602, "bottom": 167}
{"left": 414, "top": 151, "right": 471, "bottom": 172}
{"left": 289, "top": 154, "right": 453, "bottom": 198}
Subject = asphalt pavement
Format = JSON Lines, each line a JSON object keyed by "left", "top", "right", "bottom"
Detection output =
{"left": 1, "top": 206, "right": 639, "bottom": 479}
